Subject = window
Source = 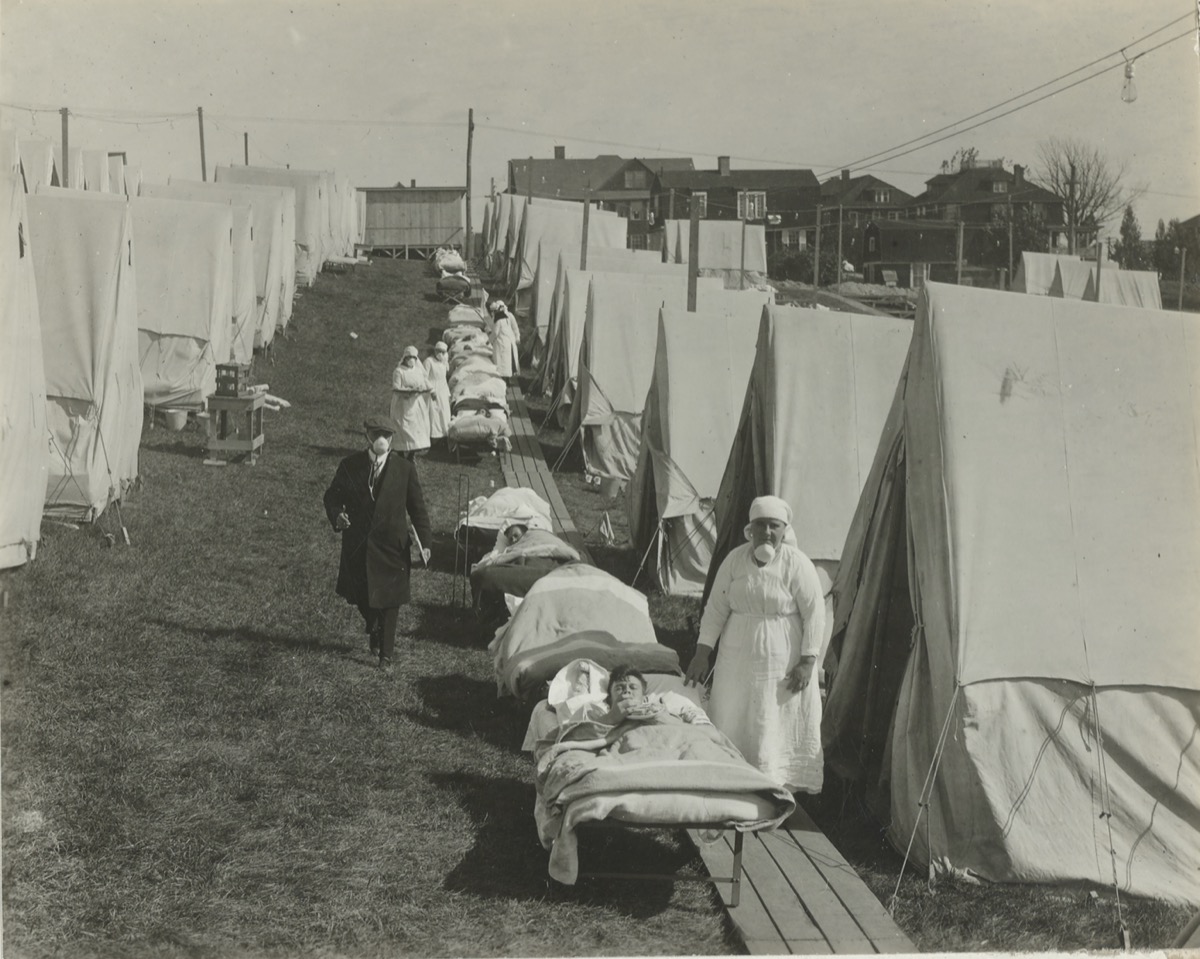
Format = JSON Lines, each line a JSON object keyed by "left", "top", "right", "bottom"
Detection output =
{"left": 992, "top": 180, "right": 1008, "bottom": 193}
{"left": 692, "top": 192, "right": 708, "bottom": 217}
{"left": 873, "top": 189, "right": 891, "bottom": 204}
{"left": 737, "top": 190, "right": 767, "bottom": 220}
{"left": 868, "top": 236, "right": 877, "bottom": 253}
{"left": 781, "top": 229, "right": 804, "bottom": 249}
{"left": 624, "top": 169, "right": 648, "bottom": 189}
{"left": 944, "top": 204, "right": 959, "bottom": 221}
{"left": 630, "top": 203, "right": 643, "bottom": 221}
{"left": 629, "top": 233, "right": 647, "bottom": 250}
{"left": 887, "top": 210, "right": 899, "bottom": 221}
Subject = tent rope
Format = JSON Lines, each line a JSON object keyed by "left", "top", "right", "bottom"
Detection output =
{"left": 629, "top": 523, "right": 661, "bottom": 587}
{"left": 888, "top": 681, "right": 961, "bottom": 915}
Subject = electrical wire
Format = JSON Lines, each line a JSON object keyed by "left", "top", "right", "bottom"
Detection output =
{"left": 817, "top": 10, "right": 1195, "bottom": 178}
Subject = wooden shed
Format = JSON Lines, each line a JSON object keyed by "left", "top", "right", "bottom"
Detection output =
{"left": 357, "top": 185, "right": 465, "bottom": 258}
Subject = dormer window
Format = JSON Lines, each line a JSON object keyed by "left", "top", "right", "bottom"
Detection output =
{"left": 624, "top": 169, "right": 648, "bottom": 189}
{"left": 992, "top": 181, "right": 1008, "bottom": 193}
{"left": 873, "top": 189, "right": 891, "bottom": 204}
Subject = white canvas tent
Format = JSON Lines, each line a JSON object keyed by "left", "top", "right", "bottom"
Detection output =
{"left": 18, "top": 138, "right": 57, "bottom": 192}
{"left": 144, "top": 179, "right": 283, "bottom": 349}
{"left": 1089, "top": 267, "right": 1163, "bottom": 308}
{"left": 28, "top": 188, "right": 142, "bottom": 520}
{"left": 129, "top": 195, "right": 234, "bottom": 407}
{"left": 822, "top": 282, "right": 1200, "bottom": 905}
{"left": 564, "top": 274, "right": 736, "bottom": 481}
{"left": 217, "top": 165, "right": 323, "bottom": 287}
{"left": 1049, "top": 259, "right": 1095, "bottom": 299}
{"left": 1012, "top": 252, "right": 1079, "bottom": 295}
{"left": 507, "top": 201, "right": 625, "bottom": 307}
{"left": 0, "top": 172, "right": 47, "bottom": 567}
{"left": 81, "top": 150, "right": 111, "bottom": 192}
{"left": 661, "top": 218, "right": 769, "bottom": 287}
{"left": 626, "top": 300, "right": 768, "bottom": 594}
{"left": 702, "top": 303, "right": 913, "bottom": 659}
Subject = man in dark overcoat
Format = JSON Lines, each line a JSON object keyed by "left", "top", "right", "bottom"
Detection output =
{"left": 323, "top": 416, "right": 432, "bottom": 674}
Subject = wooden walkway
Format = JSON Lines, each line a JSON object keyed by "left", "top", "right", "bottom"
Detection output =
{"left": 690, "top": 805, "right": 914, "bottom": 955}
{"left": 500, "top": 387, "right": 912, "bottom": 955}
{"left": 500, "top": 385, "right": 591, "bottom": 561}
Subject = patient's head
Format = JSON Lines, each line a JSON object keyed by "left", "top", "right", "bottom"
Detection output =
{"left": 503, "top": 523, "right": 528, "bottom": 547}
{"left": 607, "top": 665, "right": 648, "bottom": 719}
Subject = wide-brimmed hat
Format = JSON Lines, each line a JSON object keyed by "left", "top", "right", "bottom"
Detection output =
{"left": 363, "top": 415, "right": 399, "bottom": 434}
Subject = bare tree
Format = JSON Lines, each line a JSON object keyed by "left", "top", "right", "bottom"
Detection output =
{"left": 1033, "top": 137, "right": 1144, "bottom": 252}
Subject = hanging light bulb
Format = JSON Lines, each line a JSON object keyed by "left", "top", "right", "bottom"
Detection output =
{"left": 1121, "top": 59, "right": 1138, "bottom": 103}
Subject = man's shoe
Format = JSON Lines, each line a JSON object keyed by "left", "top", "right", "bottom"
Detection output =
{"left": 377, "top": 657, "right": 395, "bottom": 678}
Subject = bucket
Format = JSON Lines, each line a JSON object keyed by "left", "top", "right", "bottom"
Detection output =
{"left": 598, "top": 476, "right": 624, "bottom": 499}
{"left": 164, "top": 409, "right": 188, "bottom": 431}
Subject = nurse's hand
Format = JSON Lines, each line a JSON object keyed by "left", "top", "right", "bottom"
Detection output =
{"left": 786, "top": 656, "right": 816, "bottom": 693}
{"left": 684, "top": 646, "right": 712, "bottom": 687}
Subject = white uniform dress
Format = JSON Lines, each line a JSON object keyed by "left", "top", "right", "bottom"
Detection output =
{"left": 492, "top": 312, "right": 520, "bottom": 379}
{"left": 423, "top": 355, "right": 451, "bottom": 440}
{"left": 390, "top": 361, "right": 432, "bottom": 453}
{"left": 696, "top": 541, "right": 825, "bottom": 792}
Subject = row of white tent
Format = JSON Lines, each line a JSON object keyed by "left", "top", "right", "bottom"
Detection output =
{"left": 620, "top": 284, "right": 1197, "bottom": 906}
{"left": 0, "top": 135, "right": 361, "bottom": 569}
{"left": 1012, "top": 250, "right": 1163, "bottom": 307}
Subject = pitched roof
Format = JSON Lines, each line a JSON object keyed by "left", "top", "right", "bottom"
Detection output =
{"left": 656, "top": 167, "right": 819, "bottom": 191}
{"left": 820, "top": 173, "right": 915, "bottom": 206}
{"left": 507, "top": 155, "right": 695, "bottom": 200}
{"left": 913, "top": 165, "right": 1060, "bottom": 207}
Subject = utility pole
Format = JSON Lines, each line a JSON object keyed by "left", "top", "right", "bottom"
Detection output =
{"left": 465, "top": 108, "right": 474, "bottom": 259}
{"left": 1093, "top": 237, "right": 1103, "bottom": 301}
{"left": 668, "top": 187, "right": 675, "bottom": 221}
{"left": 739, "top": 217, "right": 747, "bottom": 290}
{"left": 580, "top": 189, "right": 591, "bottom": 270}
{"left": 1007, "top": 195, "right": 1014, "bottom": 288}
{"left": 687, "top": 200, "right": 700, "bottom": 312}
{"left": 244, "top": 132, "right": 249, "bottom": 166}
{"left": 836, "top": 204, "right": 844, "bottom": 288}
{"left": 813, "top": 205, "right": 823, "bottom": 289}
{"left": 956, "top": 219, "right": 965, "bottom": 285}
{"left": 1067, "top": 161, "right": 1076, "bottom": 254}
{"left": 197, "top": 106, "right": 207, "bottom": 181}
{"left": 60, "top": 107, "right": 69, "bottom": 188}
{"left": 1179, "top": 247, "right": 1188, "bottom": 311}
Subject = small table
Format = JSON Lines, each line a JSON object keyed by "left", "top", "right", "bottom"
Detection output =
{"left": 206, "top": 393, "right": 265, "bottom": 465}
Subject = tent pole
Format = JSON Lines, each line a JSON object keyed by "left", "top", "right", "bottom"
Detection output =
{"left": 60, "top": 107, "right": 69, "bottom": 188}
{"left": 465, "top": 108, "right": 474, "bottom": 259}
{"left": 630, "top": 525, "right": 661, "bottom": 587}
{"left": 687, "top": 202, "right": 700, "bottom": 312}
{"left": 837, "top": 204, "right": 844, "bottom": 290}
{"left": 740, "top": 217, "right": 747, "bottom": 290}
{"left": 814, "top": 204, "right": 823, "bottom": 292}
{"left": 244, "top": 132, "right": 249, "bottom": 166}
{"left": 197, "top": 106, "right": 207, "bottom": 182}
{"left": 580, "top": 189, "right": 590, "bottom": 269}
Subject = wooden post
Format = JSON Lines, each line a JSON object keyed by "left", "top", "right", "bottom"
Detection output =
{"left": 1067, "top": 161, "right": 1076, "bottom": 254}
{"left": 60, "top": 107, "right": 69, "bottom": 188}
{"left": 836, "top": 204, "right": 844, "bottom": 288}
{"left": 687, "top": 201, "right": 700, "bottom": 312}
{"left": 668, "top": 187, "right": 675, "bottom": 220}
{"left": 956, "top": 219, "right": 965, "bottom": 285}
{"left": 1007, "top": 194, "right": 1014, "bottom": 287}
{"left": 580, "top": 190, "right": 591, "bottom": 270}
{"left": 244, "top": 132, "right": 249, "bottom": 165}
{"left": 739, "top": 217, "right": 747, "bottom": 290}
{"left": 1093, "top": 238, "right": 1103, "bottom": 301}
{"left": 813, "top": 204, "right": 822, "bottom": 288}
{"left": 464, "top": 109, "right": 475, "bottom": 259}
{"left": 197, "top": 106, "right": 207, "bottom": 181}
{"left": 1180, "top": 248, "right": 1189, "bottom": 311}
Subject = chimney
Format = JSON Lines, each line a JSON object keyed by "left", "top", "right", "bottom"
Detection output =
{"left": 717, "top": 155, "right": 731, "bottom": 176}
{"left": 1013, "top": 164, "right": 1024, "bottom": 188}
{"left": 841, "top": 169, "right": 850, "bottom": 185}
{"left": 410, "top": 179, "right": 416, "bottom": 188}
{"left": 554, "top": 146, "right": 566, "bottom": 160}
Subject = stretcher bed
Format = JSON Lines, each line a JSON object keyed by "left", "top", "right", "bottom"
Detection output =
{"left": 523, "top": 661, "right": 796, "bottom": 890}
{"left": 470, "top": 527, "right": 581, "bottom": 639}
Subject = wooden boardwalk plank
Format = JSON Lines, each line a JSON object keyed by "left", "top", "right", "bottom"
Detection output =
{"left": 733, "top": 834, "right": 826, "bottom": 943}
{"left": 689, "top": 831, "right": 786, "bottom": 950}
{"left": 784, "top": 808, "right": 914, "bottom": 951}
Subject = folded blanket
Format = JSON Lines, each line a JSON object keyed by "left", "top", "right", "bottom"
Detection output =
{"left": 447, "top": 409, "right": 510, "bottom": 447}
{"left": 451, "top": 371, "right": 508, "bottom": 407}
{"left": 459, "top": 488, "right": 552, "bottom": 532}
{"left": 535, "top": 720, "right": 795, "bottom": 883}
{"left": 491, "top": 564, "right": 668, "bottom": 698}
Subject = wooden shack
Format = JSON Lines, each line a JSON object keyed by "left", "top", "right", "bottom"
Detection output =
{"left": 357, "top": 184, "right": 465, "bottom": 258}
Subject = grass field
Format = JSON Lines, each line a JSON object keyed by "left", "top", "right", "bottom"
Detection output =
{"left": 1, "top": 258, "right": 1189, "bottom": 957}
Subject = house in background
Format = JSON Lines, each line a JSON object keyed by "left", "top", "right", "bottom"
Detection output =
{"left": 649, "top": 156, "right": 821, "bottom": 255}
{"left": 819, "top": 170, "right": 915, "bottom": 267}
{"left": 506, "top": 149, "right": 695, "bottom": 248}
{"left": 905, "top": 158, "right": 1068, "bottom": 256}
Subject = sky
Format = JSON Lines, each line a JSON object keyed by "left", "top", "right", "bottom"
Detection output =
{"left": 2, "top": 0, "right": 1198, "bottom": 233}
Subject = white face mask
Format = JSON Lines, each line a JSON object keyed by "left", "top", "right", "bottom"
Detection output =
{"left": 753, "top": 542, "right": 777, "bottom": 564}
{"left": 371, "top": 436, "right": 391, "bottom": 456}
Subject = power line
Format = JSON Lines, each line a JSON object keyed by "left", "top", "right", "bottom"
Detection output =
{"left": 838, "top": 29, "right": 1193, "bottom": 177}
{"left": 816, "top": 10, "right": 1195, "bottom": 178}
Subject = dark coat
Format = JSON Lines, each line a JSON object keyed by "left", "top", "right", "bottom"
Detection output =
{"left": 323, "top": 450, "right": 432, "bottom": 609}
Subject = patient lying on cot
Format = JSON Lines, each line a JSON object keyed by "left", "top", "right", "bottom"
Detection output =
{"left": 543, "top": 665, "right": 719, "bottom": 763}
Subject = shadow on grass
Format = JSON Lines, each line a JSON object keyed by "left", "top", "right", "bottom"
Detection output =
{"left": 412, "top": 599, "right": 486, "bottom": 649}
{"left": 432, "top": 770, "right": 689, "bottom": 918}
{"left": 138, "top": 437, "right": 209, "bottom": 460}
{"left": 149, "top": 618, "right": 357, "bottom": 655}
{"left": 404, "top": 672, "right": 525, "bottom": 751}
